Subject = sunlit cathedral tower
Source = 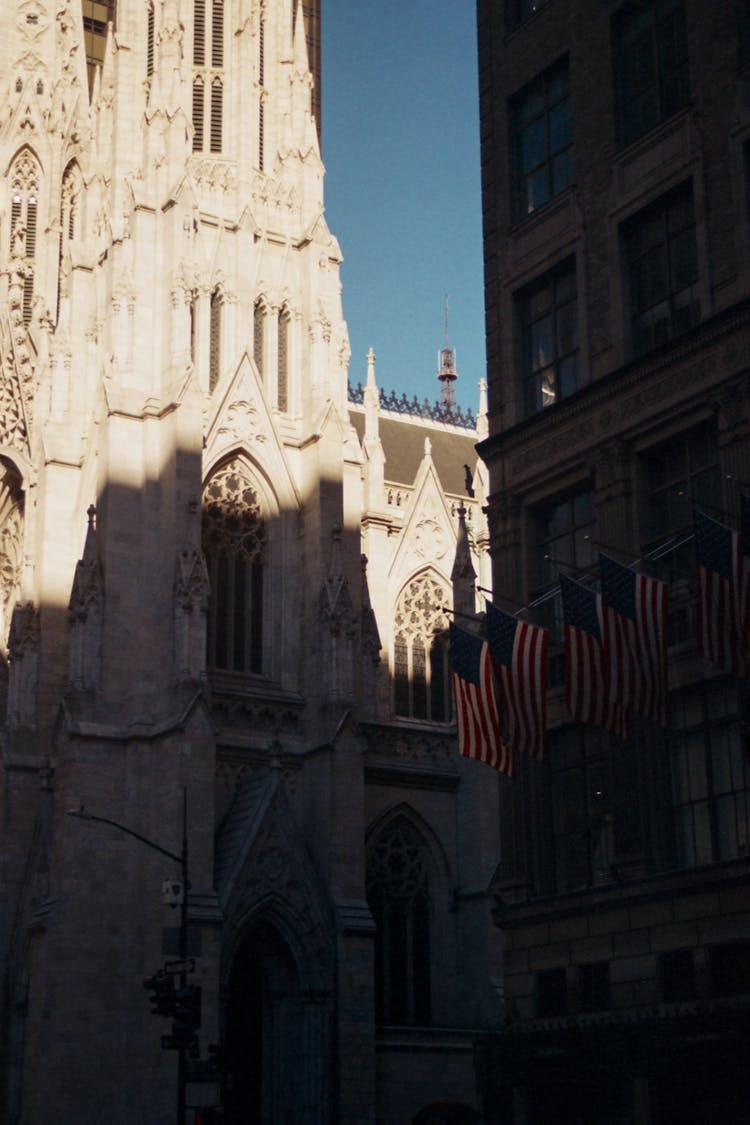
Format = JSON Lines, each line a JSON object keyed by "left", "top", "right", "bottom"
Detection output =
{"left": 0, "top": 3, "right": 501, "bottom": 1124}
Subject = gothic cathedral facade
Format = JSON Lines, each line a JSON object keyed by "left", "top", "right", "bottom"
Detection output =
{"left": 0, "top": 3, "right": 501, "bottom": 1123}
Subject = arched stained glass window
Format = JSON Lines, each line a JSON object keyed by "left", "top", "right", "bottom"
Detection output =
{"left": 393, "top": 572, "right": 451, "bottom": 722}
{"left": 253, "top": 300, "right": 265, "bottom": 382}
{"left": 209, "top": 288, "right": 222, "bottom": 392}
{"left": 202, "top": 460, "right": 266, "bottom": 674}
{"left": 366, "top": 816, "right": 431, "bottom": 1027}
{"left": 277, "top": 308, "right": 289, "bottom": 411}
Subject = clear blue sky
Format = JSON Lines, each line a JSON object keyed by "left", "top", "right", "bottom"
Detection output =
{"left": 321, "top": 1, "right": 486, "bottom": 415}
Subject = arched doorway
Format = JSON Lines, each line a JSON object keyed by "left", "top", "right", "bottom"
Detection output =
{"left": 224, "top": 919, "right": 301, "bottom": 1123}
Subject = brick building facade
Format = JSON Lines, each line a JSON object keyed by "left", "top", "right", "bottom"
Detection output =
{"left": 476, "top": 1, "right": 750, "bottom": 1122}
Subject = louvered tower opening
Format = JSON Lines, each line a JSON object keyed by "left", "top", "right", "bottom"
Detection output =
{"left": 193, "top": 0, "right": 224, "bottom": 153}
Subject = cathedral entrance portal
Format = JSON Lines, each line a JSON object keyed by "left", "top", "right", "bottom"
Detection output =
{"left": 224, "top": 920, "right": 301, "bottom": 1123}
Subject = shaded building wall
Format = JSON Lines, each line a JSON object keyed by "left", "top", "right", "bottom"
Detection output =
{"left": 477, "top": 0, "right": 750, "bottom": 1121}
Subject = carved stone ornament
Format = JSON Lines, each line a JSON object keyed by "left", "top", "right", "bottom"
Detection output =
{"left": 0, "top": 472, "right": 24, "bottom": 654}
{"left": 68, "top": 550, "right": 103, "bottom": 622}
{"left": 413, "top": 516, "right": 448, "bottom": 560}
{"left": 175, "top": 546, "right": 210, "bottom": 612}
{"left": 216, "top": 399, "right": 264, "bottom": 445}
{"left": 17, "top": 2, "right": 51, "bottom": 42}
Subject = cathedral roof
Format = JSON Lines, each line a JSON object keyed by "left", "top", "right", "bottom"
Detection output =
{"left": 348, "top": 409, "right": 479, "bottom": 495}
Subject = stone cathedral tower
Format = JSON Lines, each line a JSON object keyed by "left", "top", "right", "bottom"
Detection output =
{"left": 0, "top": 3, "right": 502, "bottom": 1123}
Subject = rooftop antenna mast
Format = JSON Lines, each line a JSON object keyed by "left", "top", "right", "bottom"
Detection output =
{"left": 437, "top": 293, "right": 458, "bottom": 409}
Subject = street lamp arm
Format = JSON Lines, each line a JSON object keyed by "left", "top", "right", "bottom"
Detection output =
{"left": 67, "top": 807, "right": 182, "bottom": 865}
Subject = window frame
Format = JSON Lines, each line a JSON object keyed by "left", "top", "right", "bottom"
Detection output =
{"left": 667, "top": 679, "right": 749, "bottom": 870}
{"left": 528, "top": 485, "right": 596, "bottom": 688}
{"left": 517, "top": 257, "right": 579, "bottom": 417}
{"left": 639, "top": 420, "right": 720, "bottom": 643}
{"left": 614, "top": 0, "right": 690, "bottom": 149}
{"left": 366, "top": 816, "right": 433, "bottom": 1027}
{"left": 202, "top": 459, "right": 267, "bottom": 677}
{"left": 623, "top": 181, "right": 700, "bottom": 359}
{"left": 392, "top": 571, "right": 452, "bottom": 724}
{"left": 541, "top": 724, "right": 644, "bottom": 895}
{"left": 510, "top": 56, "right": 573, "bottom": 222}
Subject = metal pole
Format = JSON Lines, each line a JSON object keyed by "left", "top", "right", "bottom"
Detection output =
{"left": 68, "top": 793, "right": 190, "bottom": 1125}
{"left": 178, "top": 786, "right": 188, "bottom": 1125}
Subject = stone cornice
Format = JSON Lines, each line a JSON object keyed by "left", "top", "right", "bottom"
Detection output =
{"left": 478, "top": 300, "right": 750, "bottom": 489}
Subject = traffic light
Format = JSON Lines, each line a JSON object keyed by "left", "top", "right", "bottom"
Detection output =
{"left": 143, "top": 971, "right": 176, "bottom": 1018}
{"left": 207, "top": 1042, "right": 225, "bottom": 1079}
{"left": 172, "top": 983, "right": 201, "bottom": 1048}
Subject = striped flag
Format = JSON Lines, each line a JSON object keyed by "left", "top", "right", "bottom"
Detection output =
{"left": 600, "top": 554, "right": 668, "bottom": 727}
{"left": 486, "top": 600, "right": 548, "bottom": 760}
{"left": 694, "top": 508, "right": 744, "bottom": 675}
{"left": 449, "top": 622, "right": 513, "bottom": 776}
{"left": 560, "top": 573, "right": 629, "bottom": 739}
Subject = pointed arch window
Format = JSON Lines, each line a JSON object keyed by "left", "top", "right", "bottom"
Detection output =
{"left": 393, "top": 572, "right": 451, "bottom": 722}
{"left": 189, "top": 294, "right": 198, "bottom": 365}
{"left": 10, "top": 151, "right": 40, "bottom": 326}
{"left": 202, "top": 459, "right": 266, "bottom": 674}
{"left": 192, "top": 0, "right": 223, "bottom": 154}
{"left": 258, "top": 15, "right": 265, "bottom": 170}
{"left": 366, "top": 816, "right": 432, "bottom": 1026}
{"left": 253, "top": 300, "right": 265, "bottom": 383}
{"left": 277, "top": 308, "right": 289, "bottom": 411}
{"left": 209, "top": 288, "right": 222, "bottom": 392}
{"left": 57, "top": 162, "right": 81, "bottom": 322}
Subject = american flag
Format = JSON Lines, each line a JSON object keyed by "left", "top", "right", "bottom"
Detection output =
{"left": 449, "top": 622, "right": 513, "bottom": 776}
{"left": 560, "top": 573, "right": 629, "bottom": 739}
{"left": 694, "top": 508, "right": 744, "bottom": 675}
{"left": 486, "top": 600, "right": 548, "bottom": 760}
{"left": 600, "top": 554, "right": 669, "bottom": 727}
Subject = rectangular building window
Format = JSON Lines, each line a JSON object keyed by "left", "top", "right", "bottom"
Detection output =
{"left": 510, "top": 0, "right": 548, "bottom": 28}
{"left": 641, "top": 421, "right": 719, "bottom": 642}
{"left": 740, "top": 2, "right": 750, "bottom": 69}
{"left": 511, "top": 58, "right": 573, "bottom": 220}
{"left": 614, "top": 0, "right": 690, "bottom": 147}
{"left": 668, "top": 680, "right": 749, "bottom": 869}
{"left": 536, "top": 968, "right": 567, "bottom": 1017}
{"left": 541, "top": 726, "right": 643, "bottom": 895}
{"left": 531, "top": 487, "right": 595, "bottom": 673}
{"left": 82, "top": 0, "right": 116, "bottom": 95}
{"left": 518, "top": 259, "right": 578, "bottom": 416}
{"left": 624, "top": 182, "right": 699, "bottom": 358}
{"left": 642, "top": 422, "right": 718, "bottom": 550}
{"left": 708, "top": 941, "right": 750, "bottom": 997}
{"left": 578, "top": 962, "right": 612, "bottom": 1012}
{"left": 659, "top": 949, "right": 695, "bottom": 1001}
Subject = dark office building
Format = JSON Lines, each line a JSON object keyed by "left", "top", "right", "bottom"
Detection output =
{"left": 476, "top": 2, "right": 750, "bottom": 1122}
